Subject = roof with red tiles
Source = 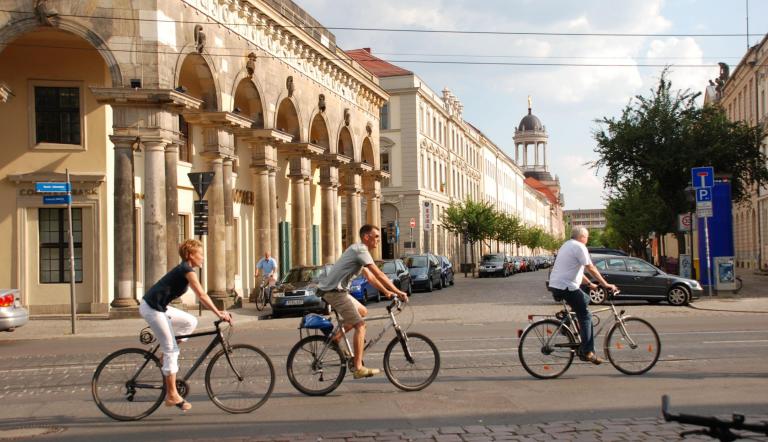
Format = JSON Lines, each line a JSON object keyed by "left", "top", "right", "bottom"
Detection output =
{"left": 524, "top": 177, "right": 559, "bottom": 206}
{"left": 346, "top": 48, "right": 413, "bottom": 77}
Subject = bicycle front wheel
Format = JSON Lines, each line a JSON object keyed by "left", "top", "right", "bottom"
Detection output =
{"left": 91, "top": 348, "right": 165, "bottom": 421}
{"left": 205, "top": 344, "right": 275, "bottom": 413}
{"left": 383, "top": 332, "right": 440, "bottom": 391}
{"left": 256, "top": 287, "right": 268, "bottom": 311}
{"left": 604, "top": 317, "right": 660, "bottom": 375}
{"left": 518, "top": 319, "right": 576, "bottom": 379}
{"left": 286, "top": 335, "right": 346, "bottom": 396}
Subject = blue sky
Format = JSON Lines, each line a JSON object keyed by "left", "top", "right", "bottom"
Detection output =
{"left": 297, "top": 0, "right": 768, "bottom": 210}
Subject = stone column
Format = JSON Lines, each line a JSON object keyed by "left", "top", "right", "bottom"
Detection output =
{"left": 207, "top": 156, "right": 228, "bottom": 303}
{"left": 304, "top": 176, "right": 313, "bottom": 264}
{"left": 111, "top": 136, "right": 137, "bottom": 308}
{"left": 334, "top": 185, "right": 343, "bottom": 257}
{"left": 345, "top": 172, "right": 362, "bottom": 248}
{"left": 251, "top": 166, "right": 271, "bottom": 264}
{"left": 366, "top": 183, "right": 382, "bottom": 259}
{"left": 165, "top": 142, "right": 180, "bottom": 270}
{"left": 289, "top": 157, "right": 310, "bottom": 266}
{"left": 320, "top": 166, "right": 338, "bottom": 264}
{"left": 534, "top": 142, "right": 539, "bottom": 166}
{"left": 223, "top": 158, "right": 235, "bottom": 295}
{"left": 143, "top": 139, "right": 168, "bottom": 288}
{"left": 268, "top": 167, "right": 279, "bottom": 272}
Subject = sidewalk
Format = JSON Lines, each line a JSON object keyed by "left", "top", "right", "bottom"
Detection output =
{"left": 170, "top": 416, "right": 768, "bottom": 441}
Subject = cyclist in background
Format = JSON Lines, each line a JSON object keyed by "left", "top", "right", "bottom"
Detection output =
{"left": 255, "top": 251, "right": 278, "bottom": 298}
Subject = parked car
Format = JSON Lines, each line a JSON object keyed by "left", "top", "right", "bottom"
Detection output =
{"left": 406, "top": 254, "right": 443, "bottom": 292}
{"left": 349, "top": 274, "right": 378, "bottom": 305}
{"left": 588, "top": 247, "right": 629, "bottom": 256}
{"left": 349, "top": 259, "right": 412, "bottom": 304}
{"left": 479, "top": 253, "right": 511, "bottom": 277}
{"left": 0, "top": 289, "right": 28, "bottom": 332}
{"left": 584, "top": 254, "right": 702, "bottom": 306}
{"left": 270, "top": 265, "right": 333, "bottom": 317}
{"left": 438, "top": 255, "right": 455, "bottom": 287}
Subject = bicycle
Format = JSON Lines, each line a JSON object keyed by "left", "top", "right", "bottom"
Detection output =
{"left": 285, "top": 298, "right": 440, "bottom": 396}
{"left": 662, "top": 395, "right": 768, "bottom": 441}
{"left": 517, "top": 291, "right": 661, "bottom": 379}
{"left": 92, "top": 320, "right": 275, "bottom": 421}
{"left": 255, "top": 276, "right": 273, "bottom": 311}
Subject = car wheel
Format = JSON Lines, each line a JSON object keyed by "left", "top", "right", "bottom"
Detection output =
{"left": 376, "top": 291, "right": 382, "bottom": 302}
{"left": 437, "top": 277, "right": 443, "bottom": 290}
{"left": 360, "top": 291, "right": 368, "bottom": 305}
{"left": 589, "top": 287, "right": 606, "bottom": 305}
{"left": 427, "top": 279, "right": 433, "bottom": 292}
{"left": 667, "top": 285, "right": 690, "bottom": 306}
{"left": 407, "top": 283, "right": 412, "bottom": 296}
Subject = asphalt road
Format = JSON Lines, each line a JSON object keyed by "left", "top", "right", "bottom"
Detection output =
{"left": 1, "top": 270, "right": 766, "bottom": 441}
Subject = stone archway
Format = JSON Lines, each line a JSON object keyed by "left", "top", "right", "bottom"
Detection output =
{"left": 338, "top": 126, "right": 354, "bottom": 159}
{"left": 361, "top": 137, "right": 375, "bottom": 167}
{"left": 309, "top": 113, "right": 330, "bottom": 150}
{"left": 178, "top": 53, "right": 219, "bottom": 111}
{"left": 233, "top": 78, "right": 265, "bottom": 128}
{"left": 276, "top": 98, "right": 301, "bottom": 142}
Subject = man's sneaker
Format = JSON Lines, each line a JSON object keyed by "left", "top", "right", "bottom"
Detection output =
{"left": 352, "top": 366, "right": 380, "bottom": 379}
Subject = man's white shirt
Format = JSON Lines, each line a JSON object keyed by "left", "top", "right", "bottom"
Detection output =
{"left": 548, "top": 239, "right": 592, "bottom": 291}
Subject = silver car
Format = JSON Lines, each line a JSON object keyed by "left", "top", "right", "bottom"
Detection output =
{"left": 0, "top": 289, "right": 28, "bottom": 332}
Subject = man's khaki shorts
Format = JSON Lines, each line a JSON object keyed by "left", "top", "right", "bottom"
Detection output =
{"left": 322, "top": 290, "right": 364, "bottom": 327}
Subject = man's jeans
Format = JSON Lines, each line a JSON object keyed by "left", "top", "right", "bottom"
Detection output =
{"left": 553, "top": 287, "right": 594, "bottom": 355}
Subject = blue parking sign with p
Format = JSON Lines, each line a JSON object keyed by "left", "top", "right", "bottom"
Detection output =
{"left": 695, "top": 187, "right": 712, "bottom": 202}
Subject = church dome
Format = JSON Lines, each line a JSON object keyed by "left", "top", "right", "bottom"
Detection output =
{"left": 518, "top": 109, "right": 544, "bottom": 132}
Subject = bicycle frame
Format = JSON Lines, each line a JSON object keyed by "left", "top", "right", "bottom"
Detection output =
{"left": 147, "top": 321, "right": 243, "bottom": 383}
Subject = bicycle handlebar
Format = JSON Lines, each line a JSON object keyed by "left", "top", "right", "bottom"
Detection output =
{"left": 386, "top": 297, "right": 404, "bottom": 313}
{"left": 662, "top": 395, "right": 768, "bottom": 437}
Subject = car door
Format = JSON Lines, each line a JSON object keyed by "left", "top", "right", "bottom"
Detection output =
{"left": 397, "top": 260, "right": 411, "bottom": 290}
{"left": 597, "top": 258, "right": 634, "bottom": 297}
{"left": 625, "top": 258, "right": 668, "bottom": 299}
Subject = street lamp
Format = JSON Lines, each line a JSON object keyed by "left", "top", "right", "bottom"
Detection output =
{"left": 461, "top": 220, "right": 469, "bottom": 277}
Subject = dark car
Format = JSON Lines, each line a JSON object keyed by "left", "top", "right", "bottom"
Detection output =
{"left": 349, "top": 259, "right": 412, "bottom": 304}
{"left": 588, "top": 247, "right": 629, "bottom": 256}
{"left": 584, "top": 254, "right": 703, "bottom": 306}
{"left": 438, "top": 255, "right": 455, "bottom": 287}
{"left": 270, "top": 265, "right": 333, "bottom": 317}
{"left": 406, "top": 254, "right": 442, "bottom": 292}
{"left": 479, "top": 253, "right": 511, "bottom": 277}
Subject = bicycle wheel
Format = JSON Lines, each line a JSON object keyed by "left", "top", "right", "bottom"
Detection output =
{"left": 286, "top": 335, "right": 346, "bottom": 396}
{"left": 256, "top": 286, "right": 267, "bottom": 311}
{"left": 518, "top": 319, "right": 576, "bottom": 379}
{"left": 205, "top": 344, "right": 275, "bottom": 413}
{"left": 92, "top": 348, "right": 165, "bottom": 421}
{"left": 383, "top": 332, "right": 440, "bottom": 391}
{"left": 604, "top": 317, "right": 661, "bottom": 375}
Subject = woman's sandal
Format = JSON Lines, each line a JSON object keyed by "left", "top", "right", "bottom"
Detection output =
{"left": 165, "top": 399, "right": 192, "bottom": 411}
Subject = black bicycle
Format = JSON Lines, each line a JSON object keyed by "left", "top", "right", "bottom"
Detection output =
{"left": 286, "top": 298, "right": 440, "bottom": 396}
{"left": 662, "top": 395, "right": 768, "bottom": 441}
{"left": 92, "top": 320, "right": 275, "bottom": 421}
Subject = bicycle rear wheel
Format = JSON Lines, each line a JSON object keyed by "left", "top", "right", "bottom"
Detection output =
{"left": 383, "top": 332, "right": 440, "bottom": 391}
{"left": 604, "top": 317, "right": 660, "bottom": 375}
{"left": 205, "top": 344, "right": 275, "bottom": 413}
{"left": 92, "top": 348, "right": 165, "bottom": 421}
{"left": 518, "top": 319, "right": 576, "bottom": 379}
{"left": 256, "top": 286, "right": 268, "bottom": 311}
{"left": 286, "top": 335, "right": 346, "bottom": 396}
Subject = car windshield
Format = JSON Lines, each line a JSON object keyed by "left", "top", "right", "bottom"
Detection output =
{"left": 482, "top": 255, "right": 503, "bottom": 263}
{"left": 406, "top": 256, "right": 428, "bottom": 268}
{"left": 378, "top": 261, "right": 397, "bottom": 273}
{"left": 282, "top": 267, "right": 325, "bottom": 284}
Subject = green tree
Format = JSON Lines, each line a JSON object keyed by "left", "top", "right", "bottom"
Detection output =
{"left": 492, "top": 212, "right": 523, "bottom": 251}
{"left": 592, "top": 70, "right": 768, "bottom": 247}
{"left": 586, "top": 228, "right": 604, "bottom": 247}
{"left": 441, "top": 198, "right": 497, "bottom": 275}
{"left": 602, "top": 182, "right": 666, "bottom": 257}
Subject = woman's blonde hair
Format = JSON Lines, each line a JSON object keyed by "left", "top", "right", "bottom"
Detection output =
{"left": 179, "top": 239, "right": 203, "bottom": 261}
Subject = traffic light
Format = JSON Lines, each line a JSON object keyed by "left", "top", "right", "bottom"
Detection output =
{"left": 194, "top": 200, "right": 209, "bottom": 235}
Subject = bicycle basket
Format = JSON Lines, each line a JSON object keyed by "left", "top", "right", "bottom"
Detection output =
{"left": 300, "top": 313, "right": 333, "bottom": 336}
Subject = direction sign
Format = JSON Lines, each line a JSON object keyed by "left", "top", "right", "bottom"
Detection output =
{"left": 409, "top": 217, "right": 416, "bottom": 228}
{"left": 695, "top": 187, "right": 712, "bottom": 202}
{"left": 691, "top": 166, "right": 714, "bottom": 189}
{"left": 35, "top": 182, "right": 70, "bottom": 193}
{"left": 43, "top": 195, "right": 72, "bottom": 205}
{"left": 423, "top": 201, "right": 432, "bottom": 231}
{"left": 188, "top": 172, "right": 215, "bottom": 199}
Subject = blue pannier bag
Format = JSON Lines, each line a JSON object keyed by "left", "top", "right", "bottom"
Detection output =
{"left": 300, "top": 313, "right": 333, "bottom": 336}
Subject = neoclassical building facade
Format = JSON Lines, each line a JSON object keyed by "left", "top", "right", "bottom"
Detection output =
{"left": 0, "top": 0, "right": 388, "bottom": 314}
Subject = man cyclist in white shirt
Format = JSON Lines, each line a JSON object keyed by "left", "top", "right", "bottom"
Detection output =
{"left": 548, "top": 226, "right": 618, "bottom": 365}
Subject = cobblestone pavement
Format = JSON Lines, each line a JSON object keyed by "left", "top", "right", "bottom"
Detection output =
{"left": 168, "top": 416, "right": 768, "bottom": 441}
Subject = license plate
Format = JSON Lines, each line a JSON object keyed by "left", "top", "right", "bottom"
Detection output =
{"left": 285, "top": 299, "right": 304, "bottom": 306}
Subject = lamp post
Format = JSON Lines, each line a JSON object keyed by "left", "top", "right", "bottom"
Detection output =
{"left": 461, "top": 220, "right": 469, "bottom": 277}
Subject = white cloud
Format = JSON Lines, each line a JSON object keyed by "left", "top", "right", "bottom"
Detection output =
{"left": 643, "top": 37, "right": 719, "bottom": 97}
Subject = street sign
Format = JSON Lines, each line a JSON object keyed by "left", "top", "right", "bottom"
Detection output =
{"left": 188, "top": 172, "right": 215, "bottom": 199}
{"left": 36, "top": 182, "right": 70, "bottom": 193}
{"left": 43, "top": 195, "right": 72, "bottom": 205}
{"left": 696, "top": 202, "right": 713, "bottom": 218}
{"left": 194, "top": 200, "right": 209, "bottom": 235}
{"left": 423, "top": 201, "right": 432, "bottom": 231}
{"left": 691, "top": 166, "right": 714, "bottom": 189}
{"left": 409, "top": 217, "right": 416, "bottom": 228}
{"left": 677, "top": 213, "right": 692, "bottom": 231}
{"left": 695, "top": 188, "right": 712, "bottom": 202}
